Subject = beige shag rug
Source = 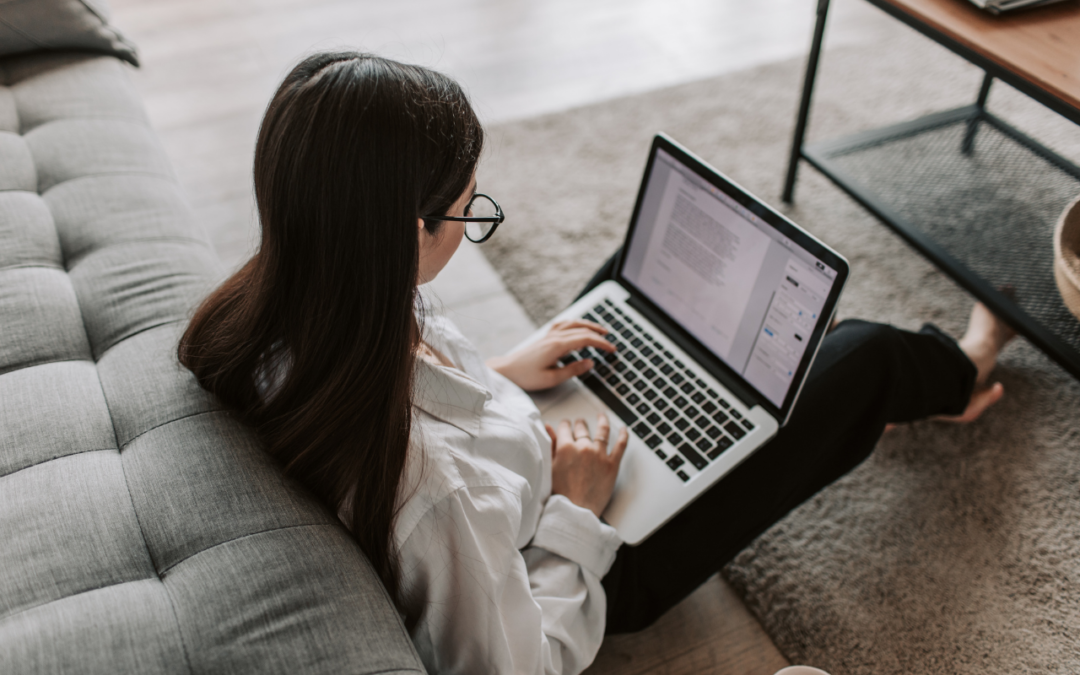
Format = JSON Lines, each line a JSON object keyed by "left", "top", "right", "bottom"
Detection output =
{"left": 477, "top": 19, "right": 1080, "bottom": 675}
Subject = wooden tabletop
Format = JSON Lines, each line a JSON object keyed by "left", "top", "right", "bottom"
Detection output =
{"left": 875, "top": 0, "right": 1080, "bottom": 117}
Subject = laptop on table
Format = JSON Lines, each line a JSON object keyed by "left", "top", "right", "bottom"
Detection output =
{"left": 518, "top": 134, "right": 849, "bottom": 545}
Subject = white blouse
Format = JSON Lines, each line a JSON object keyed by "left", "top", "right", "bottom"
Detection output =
{"left": 385, "top": 314, "right": 623, "bottom": 675}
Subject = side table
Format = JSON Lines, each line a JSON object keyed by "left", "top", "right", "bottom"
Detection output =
{"left": 783, "top": 0, "right": 1080, "bottom": 379}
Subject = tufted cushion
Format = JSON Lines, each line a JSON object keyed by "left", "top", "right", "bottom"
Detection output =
{"left": 0, "top": 52, "right": 425, "bottom": 674}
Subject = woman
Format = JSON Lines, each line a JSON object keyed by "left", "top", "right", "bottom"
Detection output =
{"left": 179, "top": 51, "right": 1013, "bottom": 674}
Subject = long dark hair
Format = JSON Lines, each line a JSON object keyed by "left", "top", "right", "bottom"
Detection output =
{"left": 179, "top": 52, "right": 483, "bottom": 611}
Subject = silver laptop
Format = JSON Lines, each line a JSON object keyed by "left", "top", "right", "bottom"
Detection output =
{"left": 517, "top": 134, "right": 849, "bottom": 544}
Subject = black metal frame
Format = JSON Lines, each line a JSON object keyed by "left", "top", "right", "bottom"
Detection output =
{"left": 781, "top": 0, "right": 1080, "bottom": 380}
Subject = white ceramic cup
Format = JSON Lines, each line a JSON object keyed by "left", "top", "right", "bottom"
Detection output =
{"left": 773, "top": 667, "right": 833, "bottom": 675}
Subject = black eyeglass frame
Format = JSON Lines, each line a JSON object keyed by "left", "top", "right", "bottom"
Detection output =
{"left": 423, "top": 193, "right": 504, "bottom": 243}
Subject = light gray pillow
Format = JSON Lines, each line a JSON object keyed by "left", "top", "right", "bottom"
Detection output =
{"left": 0, "top": 0, "right": 138, "bottom": 66}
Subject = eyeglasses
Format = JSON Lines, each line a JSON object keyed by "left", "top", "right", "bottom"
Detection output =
{"left": 424, "top": 193, "right": 504, "bottom": 243}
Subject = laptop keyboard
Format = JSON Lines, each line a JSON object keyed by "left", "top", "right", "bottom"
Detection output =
{"left": 559, "top": 298, "right": 756, "bottom": 483}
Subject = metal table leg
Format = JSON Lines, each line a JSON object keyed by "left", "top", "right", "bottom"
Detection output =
{"left": 961, "top": 72, "right": 994, "bottom": 155}
{"left": 782, "top": 0, "right": 832, "bottom": 204}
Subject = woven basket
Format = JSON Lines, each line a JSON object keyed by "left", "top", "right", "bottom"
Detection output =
{"left": 1054, "top": 195, "right": 1080, "bottom": 322}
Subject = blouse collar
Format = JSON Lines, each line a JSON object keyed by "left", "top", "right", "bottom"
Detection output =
{"left": 413, "top": 357, "right": 491, "bottom": 437}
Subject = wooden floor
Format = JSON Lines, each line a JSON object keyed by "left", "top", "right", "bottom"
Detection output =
{"left": 106, "top": 1, "right": 890, "bottom": 672}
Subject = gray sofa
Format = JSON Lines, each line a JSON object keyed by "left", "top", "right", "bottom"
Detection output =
{"left": 0, "top": 9, "right": 425, "bottom": 675}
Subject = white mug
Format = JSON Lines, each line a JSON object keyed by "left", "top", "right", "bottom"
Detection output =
{"left": 773, "top": 667, "right": 832, "bottom": 675}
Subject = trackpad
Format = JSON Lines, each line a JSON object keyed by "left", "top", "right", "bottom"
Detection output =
{"left": 535, "top": 381, "right": 628, "bottom": 440}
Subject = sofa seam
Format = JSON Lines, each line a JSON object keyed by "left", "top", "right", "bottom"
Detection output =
{"left": 40, "top": 170, "right": 176, "bottom": 196}
{"left": 93, "top": 346, "right": 195, "bottom": 674}
{"left": 118, "top": 407, "right": 224, "bottom": 451}
{"left": 157, "top": 522, "right": 336, "bottom": 577}
{"left": 0, "top": 356, "right": 96, "bottom": 379}
{"left": 0, "top": 575, "right": 161, "bottom": 626}
{"left": 0, "top": 446, "right": 117, "bottom": 481}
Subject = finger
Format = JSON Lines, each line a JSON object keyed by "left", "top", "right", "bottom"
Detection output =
{"left": 610, "top": 426, "right": 629, "bottom": 465}
{"left": 556, "top": 331, "right": 616, "bottom": 354}
{"left": 556, "top": 419, "right": 575, "bottom": 447}
{"left": 553, "top": 319, "right": 608, "bottom": 335}
{"left": 594, "top": 413, "right": 611, "bottom": 450}
{"left": 573, "top": 418, "right": 590, "bottom": 441}
{"left": 545, "top": 423, "right": 556, "bottom": 443}
{"left": 539, "top": 359, "right": 594, "bottom": 389}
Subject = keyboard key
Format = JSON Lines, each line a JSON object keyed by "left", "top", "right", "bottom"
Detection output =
{"left": 713, "top": 411, "right": 729, "bottom": 425}
{"left": 613, "top": 361, "right": 626, "bottom": 372}
{"left": 633, "top": 358, "right": 647, "bottom": 370}
{"left": 651, "top": 355, "right": 665, "bottom": 367}
{"left": 664, "top": 408, "right": 679, "bottom": 421}
{"left": 604, "top": 373, "right": 619, "bottom": 386}
{"left": 677, "top": 443, "right": 708, "bottom": 470}
{"left": 636, "top": 403, "right": 649, "bottom": 415}
{"left": 685, "top": 405, "right": 700, "bottom": 419}
{"left": 654, "top": 399, "right": 669, "bottom": 411}
{"left": 624, "top": 371, "right": 638, "bottom": 382}
{"left": 641, "top": 346, "right": 654, "bottom": 357}
{"left": 742, "top": 419, "right": 755, "bottom": 431}
{"left": 702, "top": 401, "right": 717, "bottom": 414}
{"left": 676, "top": 470, "right": 690, "bottom": 482}
{"left": 705, "top": 426, "right": 721, "bottom": 439}
{"left": 674, "top": 360, "right": 685, "bottom": 368}
{"left": 674, "top": 418, "right": 689, "bottom": 431}
{"left": 696, "top": 438, "right": 712, "bottom": 452}
{"left": 627, "top": 393, "right": 640, "bottom": 405}
{"left": 666, "top": 456, "right": 685, "bottom": 470}
{"left": 696, "top": 378, "right": 708, "bottom": 389}
{"left": 642, "top": 368, "right": 656, "bottom": 379}
{"left": 603, "top": 351, "right": 618, "bottom": 363}
{"left": 719, "top": 399, "right": 731, "bottom": 409}
{"left": 664, "top": 386, "right": 678, "bottom": 399}
{"left": 593, "top": 305, "right": 605, "bottom": 313}
{"left": 652, "top": 375, "right": 667, "bottom": 388}
{"left": 633, "top": 422, "right": 650, "bottom": 437}
{"left": 633, "top": 380, "right": 647, "bottom": 391}
{"left": 664, "top": 350, "right": 675, "bottom": 360}
{"left": 604, "top": 333, "right": 617, "bottom": 343}
{"left": 694, "top": 415, "right": 710, "bottom": 429}
{"left": 579, "top": 375, "right": 638, "bottom": 426}
{"left": 646, "top": 412, "right": 661, "bottom": 425}
{"left": 643, "top": 332, "right": 654, "bottom": 341}
{"left": 620, "top": 329, "right": 634, "bottom": 339}
{"left": 643, "top": 388, "right": 658, "bottom": 401}
{"left": 707, "top": 435, "right": 734, "bottom": 459}
{"left": 685, "top": 369, "right": 697, "bottom": 379}
{"left": 724, "top": 421, "right": 746, "bottom": 440}
{"left": 673, "top": 396, "right": 688, "bottom": 408}
{"left": 686, "top": 428, "right": 701, "bottom": 442}
{"left": 680, "top": 382, "right": 695, "bottom": 394}
{"left": 595, "top": 365, "right": 610, "bottom": 377}
{"left": 730, "top": 409, "right": 742, "bottom": 420}
{"left": 691, "top": 392, "right": 706, "bottom": 405}
{"left": 660, "top": 364, "right": 674, "bottom": 375}
{"left": 707, "top": 388, "right": 719, "bottom": 398}
{"left": 671, "top": 373, "right": 684, "bottom": 385}
{"left": 657, "top": 422, "right": 672, "bottom": 435}
{"left": 667, "top": 432, "right": 684, "bottom": 446}
{"left": 644, "top": 434, "right": 662, "bottom": 449}
{"left": 612, "top": 320, "right": 624, "bottom": 330}
{"left": 604, "top": 299, "right": 615, "bottom": 306}
{"left": 630, "top": 337, "right": 644, "bottom": 349}
{"left": 656, "top": 449, "right": 668, "bottom": 460}
{"left": 616, "top": 384, "right": 631, "bottom": 395}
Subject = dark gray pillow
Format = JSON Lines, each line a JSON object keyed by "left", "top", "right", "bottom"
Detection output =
{"left": 0, "top": 0, "right": 138, "bottom": 66}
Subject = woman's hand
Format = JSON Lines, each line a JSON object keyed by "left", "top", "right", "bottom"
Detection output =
{"left": 486, "top": 320, "right": 614, "bottom": 392}
{"left": 547, "top": 414, "right": 628, "bottom": 518}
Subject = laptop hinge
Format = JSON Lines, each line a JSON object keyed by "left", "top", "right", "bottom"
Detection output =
{"left": 626, "top": 295, "right": 760, "bottom": 411}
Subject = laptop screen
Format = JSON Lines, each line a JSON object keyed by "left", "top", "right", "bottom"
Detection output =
{"left": 620, "top": 144, "right": 843, "bottom": 410}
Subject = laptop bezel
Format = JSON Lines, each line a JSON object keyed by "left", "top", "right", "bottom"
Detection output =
{"left": 614, "top": 133, "right": 849, "bottom": 425}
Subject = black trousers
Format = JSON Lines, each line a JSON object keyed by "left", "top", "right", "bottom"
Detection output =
{"left": 577, "top": 251, "right": 978, "bottom": 634}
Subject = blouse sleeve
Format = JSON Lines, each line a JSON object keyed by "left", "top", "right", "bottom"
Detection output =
{"left": 399, "top": 487, "right": 622, "bottom": 675}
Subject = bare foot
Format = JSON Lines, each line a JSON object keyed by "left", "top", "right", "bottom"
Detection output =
{"left": 958, "top": 302, "right": 1016, "bottom": 386}
{"left": 935, "top": 303, "right": 1015, "bottom": 423}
